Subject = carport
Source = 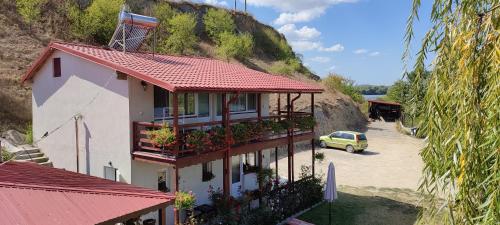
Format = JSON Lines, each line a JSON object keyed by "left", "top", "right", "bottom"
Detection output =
{"left": 368, "top": 100, "right": 401, "bottom": 121}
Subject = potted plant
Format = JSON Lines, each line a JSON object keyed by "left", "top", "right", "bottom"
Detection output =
{"left": 231, "top": 123, "right": 249, "bottom": 144}
{"left": 175, "top": 191, "right": 196, "bottom": 222}
{"left": 186, "top": 130, "right": 210, "bottom": 154}
{"left": 209, "top": 126, "right": 226, "bottom": 150}
{"left": 294, "top": 116, "right": 316, "bottom": 131}
{"left": 147, "top": 124, "right": 176, "bottom": 151}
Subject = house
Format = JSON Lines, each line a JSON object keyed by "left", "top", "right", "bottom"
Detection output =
{"left": 0, "top": 161, "right": 175, "bottom": 225}
{"left": 21, "top": 41, "right": 323, "bottom": 224}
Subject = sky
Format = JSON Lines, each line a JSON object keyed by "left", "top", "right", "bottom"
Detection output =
{"left": 190, "top": 0, "right": 434, "bottom": 85}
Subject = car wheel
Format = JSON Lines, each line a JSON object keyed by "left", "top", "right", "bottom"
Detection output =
{"left": 320, "top": 141, "right": 327, "bottom": 148}
{"left": 346, "top": 145, "right": 355, "bottom": 153}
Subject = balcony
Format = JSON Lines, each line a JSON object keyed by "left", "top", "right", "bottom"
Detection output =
{"left": 132, "top": 113, "right": 315, "bottom": 168}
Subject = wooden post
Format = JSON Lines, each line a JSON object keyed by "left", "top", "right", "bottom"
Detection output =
{"left": 311, "top": 93, "right": 315, "bottom": 177}
{"left": 160, "top": 208, "right": 166, "bottom": 225}
{"left": 257, "top": 93, "right": 263, "bottom": 203}
{"left": 174, "top": 167, "right": 179, "bottom": 225}
{"left": 172, "top": 93, "right": 179, "bottom": 156}
{"left": 222, "top": 93, "right": 230, "bottom": 197}
{"left": 286, "top": 93, "right": 291, "bottom": 183}
{"left": 277, "top": 93, "right": 281, "bottom": 116}
{"left": 0, "top": 140, "right": 3, "bottom": 163}
{"left": 274, "top": 147, "right": 278, "bottom": 179}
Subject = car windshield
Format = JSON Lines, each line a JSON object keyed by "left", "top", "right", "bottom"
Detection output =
{"left": 357, "top": 134, "right": 367, "bottom": 140}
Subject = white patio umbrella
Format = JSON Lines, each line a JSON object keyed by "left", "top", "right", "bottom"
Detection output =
{"left": 324, "top": 162, "right": 338, "bottom": 225}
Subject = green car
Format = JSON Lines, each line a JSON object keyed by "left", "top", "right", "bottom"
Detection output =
{"left": 319, "top": 131, "right": 368, "bottom": 153}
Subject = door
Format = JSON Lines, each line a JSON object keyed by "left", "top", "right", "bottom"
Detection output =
{"left": 329, "top": 132, "right": 343, "bottom": 148}
{"left": 231, "top": 155, "right": 242, "bottom": 197}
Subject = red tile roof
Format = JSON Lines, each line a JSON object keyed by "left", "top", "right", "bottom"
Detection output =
{"left": 0, "top": 162, "right": 174, "bottom": 225}
{"left": 22, "top": 42, "right": 323, "bottom": 93}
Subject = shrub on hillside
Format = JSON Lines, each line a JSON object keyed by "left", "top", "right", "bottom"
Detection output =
{"left": 216, "top": 32, "right": 253, "bottom": 60}
{"left": 159, "top": 13, "right": 198, "bottom": 55}
{"left": 203, "top": 8, "right": 235, "bottom": 43}
{"left": 16, "top": 0, "right": 47, "bottom": 25}
{"left": 256, "top": 27, "right": 294, "bottom": 60}
{"left": 68, "top": 0, "right": 124, "bottom": 44}
{"left": 323, "top": 74, "right": 364, "bottom": 103}
{"left": 269, "top": 58, "right": 302, "bottom": 76}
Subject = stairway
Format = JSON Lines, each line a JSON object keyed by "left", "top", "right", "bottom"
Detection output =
{"left": 13, "top": 146, "right": 53, "bottom": 167}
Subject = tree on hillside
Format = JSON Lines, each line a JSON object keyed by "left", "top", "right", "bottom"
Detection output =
{"left": 160, "top": 13, "right": 198, "bottom": 55}
{"left": 68, "top": 0, "right": 123, "bottom": 44}
{"left": 16, "top": 0, "right": 47, "bottom": 27}
{"left": 406, "top": 0, "right": 499, "bottom": 224}
{"left": 216, "top": 32, "right": 253, "bottom": 60}
{"left": 385, "top": 80, "right": 407, "bottom": 104}
{"left": 203, "top": 8, "right": 235, "bottom": 43}
{"left": 153, "top": 2, "right": 177, "bottom": 37}
{"left": 322, "top": 74, "right": 363, "bottom": 103}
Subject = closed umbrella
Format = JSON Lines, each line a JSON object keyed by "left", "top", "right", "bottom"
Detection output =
{"left": 324, "top": 162, "right": 338, "bottom": 225}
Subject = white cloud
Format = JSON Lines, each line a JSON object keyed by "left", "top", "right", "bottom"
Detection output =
{"left": 290, "top": 41, "right": 323, "bottom": 51}
{"left": 278, "top": 24, "right": 321, "bottom": 41}
{"left": 274, "top": 8, "right": 325, "bottom": 25}
{"left": 245, "top": 0, "right": 357, "bottom": 24}
{"left": 353, "top": 49, "right": 368, "bottom": 54}
{"left": 203, "top": 0, "right": 228, "bottom": 6}
{"left": 310, "top": 56, "right": 331, "bottom": 63}
{"left": 319, "top": 44, "right": 344, "bottom": 52}
{"left": 328, "top": 65, "right": 336, "bottom": 70}
{"left": 369, "top": 51, "right": 380, "bottom": 56}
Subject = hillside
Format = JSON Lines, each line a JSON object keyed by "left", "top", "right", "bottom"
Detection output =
{"left": 0, "top": 0, "right": 366, "bottom": 136}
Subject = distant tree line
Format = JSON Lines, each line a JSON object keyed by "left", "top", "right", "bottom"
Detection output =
{"left": 355, "top": 85, "right": 389, "bottom": 95}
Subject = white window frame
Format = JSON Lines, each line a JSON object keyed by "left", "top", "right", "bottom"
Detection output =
{"left": 154, "top": 91, "right": 211, "bottom": 121}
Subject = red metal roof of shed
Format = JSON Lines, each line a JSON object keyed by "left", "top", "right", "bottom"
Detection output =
{"left": 0, "top": 162, "right": 174, "bottom": 225}
{"left": 22, "top": 42, "right": 323, "bottom": 93}
{"left": 367, "top": 99, "right": 401, "bottom": 106}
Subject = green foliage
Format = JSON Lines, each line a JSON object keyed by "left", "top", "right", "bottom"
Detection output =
{"left": 68, "top": 0, "right": 123, "bottom": 44}
{"left": 294, "top": 116, "right": 316, "bottom": 130}
{"left": 203, "top": 8, "right": 235, "bottom": 43}
{"left": 16, "top": 0, "right": 46, "bottom": 25}
{"left": 386, "top": 80, "right": 408, "bottom": 104}
{"left": 146, "top": 125, "right": 176, "bottom": 147}
{"left": 216, "top": 32, "right": 253, "bottom": 60}
{"left": 256, "top": 27, "right": 294, "bottom": 60}
{"left": 269, "top": 58, "right": 304, "bottom": 76}
{"left": 314, "top": 152, "right": 325, "bottom": 163}
{"left": 257, "top": 168, "right": 274, "bottom": 186}
{"left": 1, "top": 148, "right": 13, "bottom": 162}
{"left": 186, "top": 130, "right": 209, "bottom": 153}
{"left": 406, "top": 1, "right": 500, "bottom": 224}
{"left": 174, "top": 191, "right": 196, "bottom": 210}
{"left": 323, "top": 74, "right": 364, "bottom": 103}
{"left": 230, "top": 123, "right": 249, "bottom": 143}
{"left": 25, "top": 123, "right": 33, "bottom": 145}
{"left": 159, "top": 13, "right": 198, "bottom": 54}
{"left": 356, "top": 85, "right": 389, "bottom": 95}
{"left": 153, "top": 2, "right": 176, "bottom": 36}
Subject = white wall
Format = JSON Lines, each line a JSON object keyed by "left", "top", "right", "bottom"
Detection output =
{"left": 31, "top": 50, "right": 132, "bottom": 182}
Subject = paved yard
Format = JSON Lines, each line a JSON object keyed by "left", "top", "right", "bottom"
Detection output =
{"left": 272, "top": 121, "right": 424, "bottom": 190}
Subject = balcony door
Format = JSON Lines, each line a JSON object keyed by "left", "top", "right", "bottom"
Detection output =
{"left": 153, "top": 86, "right": 210, "bottom": 121}
{"left": 231, "top": 155, "right": 243, "bottom": 197}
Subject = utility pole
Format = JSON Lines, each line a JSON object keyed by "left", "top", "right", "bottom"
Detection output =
{"left": 234, "top": 0, "right": 237, "bottom": 11}
{"left": 245, "top": 0, "right": 247, "bottom": 12}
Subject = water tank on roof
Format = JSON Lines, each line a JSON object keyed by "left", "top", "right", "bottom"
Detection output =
{"left": 108, "top": 6, "right": 159, "bottom": 52}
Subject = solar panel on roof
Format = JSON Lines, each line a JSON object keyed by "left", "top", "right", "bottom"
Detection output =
{"left": 108, "top": 6, "right": 159, "bottom": 52}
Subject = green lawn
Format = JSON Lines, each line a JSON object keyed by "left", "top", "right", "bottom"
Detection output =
{"left": 298, "top": 188, "right": 423, "bottom": 225}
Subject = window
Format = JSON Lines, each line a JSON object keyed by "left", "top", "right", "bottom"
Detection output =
{"left": 216, "top": 93, "right": 257, "bottom": 115}
{"left": 198, "top": 93, "right": 210, "bottom": 117}
{"left": 202, "top": 162, "right": 214, "bottom": 182}
{"left": 342, "top": 133, "right": 355, "bottom": 140}
{"left": 243, "top": 152, "right": 258, "bottom": 174}
{"left": 154, "top": 87, "right": 197, "bottom": 119}
{"left": 330, "top": 132, "right": 341, "bottom": 138}
{"left": 231, "top": 156, "right": 241, "bottom": 184}
{"left": 104, "top": 166, "right": 117, "bottom": 181}
{"left": 53, "top": 58, "right": 61, "bottom": 77}
{"left": 247, "top": 93, "right": 257, "bottom": 111}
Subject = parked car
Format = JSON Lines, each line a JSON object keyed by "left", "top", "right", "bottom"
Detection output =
{"left": 319, "top": 131, "right": 368, "bottom": 153}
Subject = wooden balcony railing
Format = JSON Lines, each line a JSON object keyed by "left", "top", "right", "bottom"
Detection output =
{"left": 132, "top": 113, "right": 314, "bottom": 159}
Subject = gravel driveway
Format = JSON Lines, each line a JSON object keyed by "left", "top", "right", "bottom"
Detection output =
{"left": 271, "top": 121, "right": 424, "bottom": 190}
